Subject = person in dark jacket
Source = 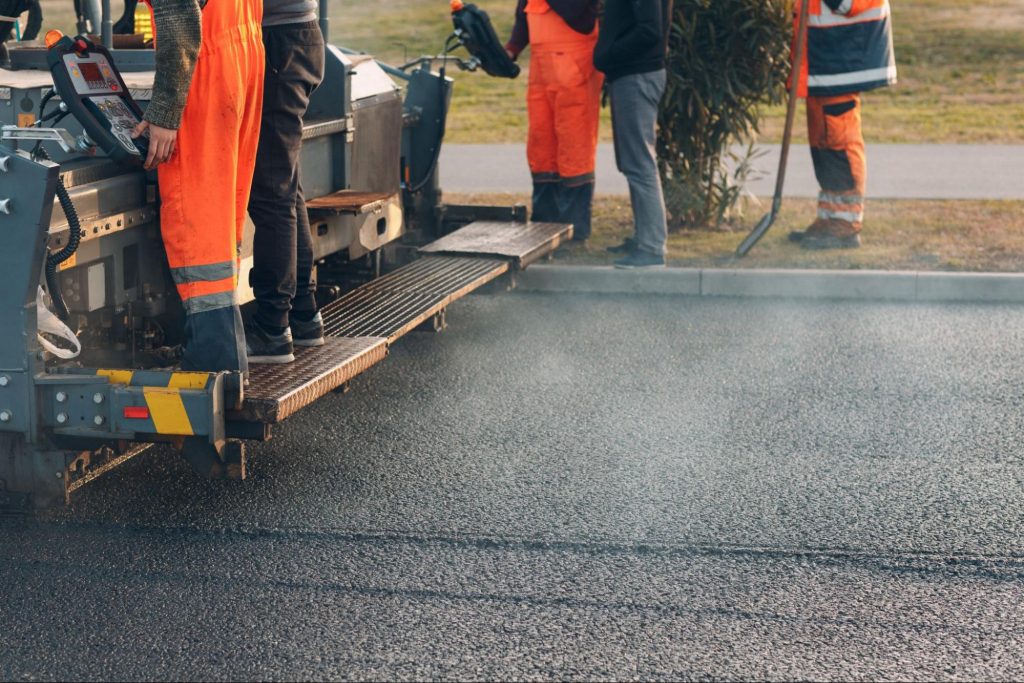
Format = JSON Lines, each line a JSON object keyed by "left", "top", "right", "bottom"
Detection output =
{"left": 506, "top": 0, "right": 602, "bottom": 242}
{"left": 594, "top": 0, "right": 672, "bottom": 269}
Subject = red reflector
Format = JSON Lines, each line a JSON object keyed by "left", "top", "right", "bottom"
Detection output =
{"left": 123, "top": 406, "right": 150, "bottom": 419}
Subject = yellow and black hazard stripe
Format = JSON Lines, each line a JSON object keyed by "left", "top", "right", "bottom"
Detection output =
{"left": 95, "top": 369, "right": 216, "bottom": 437}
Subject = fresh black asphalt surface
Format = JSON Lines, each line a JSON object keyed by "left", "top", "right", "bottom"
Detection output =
{"left": 2, "top": 293, "right": 1023, "bottom": 680}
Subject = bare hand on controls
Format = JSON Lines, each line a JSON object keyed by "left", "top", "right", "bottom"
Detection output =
{"left": 131, "top": 120, "right": 177, "bottom": 170}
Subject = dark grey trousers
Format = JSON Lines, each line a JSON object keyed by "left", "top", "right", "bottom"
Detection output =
{"left": 608, "top": 69, "right": 668, "bottom": 256}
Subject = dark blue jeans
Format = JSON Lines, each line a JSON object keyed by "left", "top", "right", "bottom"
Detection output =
{"left": 609, "top": 69, "right": 668, "bottom": 256}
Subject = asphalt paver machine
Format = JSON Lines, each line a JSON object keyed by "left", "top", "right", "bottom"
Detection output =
{"left": 0, "top": 1, "right": 570, "bottom": 509}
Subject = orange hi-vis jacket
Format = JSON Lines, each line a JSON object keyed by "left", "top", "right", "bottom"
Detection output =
{"left": 525, "top": 0, "right": 602, "bottom": 184}
{"left": 795, "top": 0, "right": 897, "bottom": 98}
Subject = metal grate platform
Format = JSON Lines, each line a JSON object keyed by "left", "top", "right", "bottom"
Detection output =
{"left": 418, "top": 221, "right": 573, "bottom": 269}
{"left": 235, "top": 337, "right": 388, "bottom": 423}
{"left": 307, "top": 190, "right": 393, "bottom": 216}
{"left": 322, "top": 256, "right": 509, "bottom": 341}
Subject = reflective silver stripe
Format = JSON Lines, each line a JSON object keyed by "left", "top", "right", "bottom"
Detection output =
{"left": 561, "top": 172, "right": 596, "bottom": 187}
{"left": 819, "top": 192, "right": 865, "bottom": 206}
{"left": 810, "top": 4, "right": 888, "bottom": 27}
{"left": 532, "top": 172, "right": 561, "bottom": 183}
{"left": 808, "top": 65, "right": 897, "bottom": 89}
{"left": 170, "top": 261, "right": 236, "bottom": 286}
{"left": 182, "top": 291, "right": 236, "bottom": 315}
{"left": 818, "top": 207, "right": 864, "bottom": 223}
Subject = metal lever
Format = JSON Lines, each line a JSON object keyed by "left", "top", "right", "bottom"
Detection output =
{"left": 1, "top": 126, "right": 79, "bottom": 153}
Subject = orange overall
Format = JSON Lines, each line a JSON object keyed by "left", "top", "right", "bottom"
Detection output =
{"left": 807, "top": 93, "right": 866, "bottom": 235}
{"left": 794, "top": 0, "right": 896, "bottom": 237}
{"left": 525, "top": 0, "right": 602, "bottom": 236}
{"left": 158, "top": 0, "right": 265, "bottom": 372}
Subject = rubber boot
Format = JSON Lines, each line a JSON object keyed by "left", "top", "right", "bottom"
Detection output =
{"left": 558, "top": 181, "right": 595, "bottom": 241}
{"left": 531, "top": 180, "right": 560, "bottom": 222}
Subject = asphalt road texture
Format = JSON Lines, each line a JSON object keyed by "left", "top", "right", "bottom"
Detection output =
{"left": 2, "top": 293, "right": 1023, "bottom": 681}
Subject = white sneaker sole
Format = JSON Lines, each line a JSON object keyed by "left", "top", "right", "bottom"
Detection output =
{"left": 294, "top": 337, "right": 326, "bottom": 348}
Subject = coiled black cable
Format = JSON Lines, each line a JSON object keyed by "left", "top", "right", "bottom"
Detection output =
{"left": 35, "top": 147, "right": 81, "bottom": 321}
{"left": 406, "top": 35, "right": 457, "bottom": 194}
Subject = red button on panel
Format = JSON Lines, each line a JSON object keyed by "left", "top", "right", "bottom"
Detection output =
{"left": 123, "top": 406, "right": 150, "bottom": 419}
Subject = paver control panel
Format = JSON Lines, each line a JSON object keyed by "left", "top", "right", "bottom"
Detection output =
{"left": 48, "top": 36, "right": 149, "bottom": 165}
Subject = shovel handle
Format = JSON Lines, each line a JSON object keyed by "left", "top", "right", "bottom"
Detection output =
{"left": 735, "top": 0, "right": 811, "bottom": 257}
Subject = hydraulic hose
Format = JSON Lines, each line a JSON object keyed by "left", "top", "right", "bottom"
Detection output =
{"left": 35, "top": 148, "right": 81, "bottom": 321}
{"left": 406, "top": 36, "right": 456, "bottom": 194}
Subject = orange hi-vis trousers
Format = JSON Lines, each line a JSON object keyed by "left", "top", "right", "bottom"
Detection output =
{"left": 526, "top": 7, "right": 602, "bottom": 187}
{"left": 158, "top": 0, "right": 264, "bottom": 372}
{"left": 807, "top": 93, "right": 866, "bottom": 236}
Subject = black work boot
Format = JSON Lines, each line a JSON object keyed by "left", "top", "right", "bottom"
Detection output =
{"left": 291, "top": 311, "right": 325, "bottom": 348}
{"left": 558, "top": 181, "right": 595, "bottom": 241}
{"left": 244, "top": 319, "right": 295, "bottom": 364}
{"left": 789, "top": 219, "right": 830, "bottom": 243}
{"left": 531, "top": 179, "right": 560, "bottom": 222}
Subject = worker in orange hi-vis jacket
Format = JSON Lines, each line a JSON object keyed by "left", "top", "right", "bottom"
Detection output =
{"left": 788, "top": 0, "right": 897, "bottom": 251}
{"left": 133, "top": 0, "right": 265, "bottom": 372}
{"left": 506, "top": 0, "right": 602, "bottom": 242}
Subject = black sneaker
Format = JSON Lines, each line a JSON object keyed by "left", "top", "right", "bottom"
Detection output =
{"left": 606, "top": 237, "right": 637, "bottom": 254}
{"left": 613, "top": 249, "right": 666, "bottom": 269}
{"left": 291, "top": 311, "right": 326, "bottom": 348}
{"left": 245, "top": 319, "right": 295, "bottom": 364}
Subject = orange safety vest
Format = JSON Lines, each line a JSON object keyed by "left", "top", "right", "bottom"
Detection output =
{"left": 795, "top": 0, "right": 897, "bottom": 97}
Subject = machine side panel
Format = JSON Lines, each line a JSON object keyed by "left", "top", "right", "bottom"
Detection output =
{"left": 350, "top": 94, "right": 402, "bottom": 196}
{"left": 0, "top": 148, "right": 58, "bottom": 435}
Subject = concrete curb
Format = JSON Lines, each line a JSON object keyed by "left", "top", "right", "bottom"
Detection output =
{"left": 517, "top": 265, "right": 1024, "bottom": 303}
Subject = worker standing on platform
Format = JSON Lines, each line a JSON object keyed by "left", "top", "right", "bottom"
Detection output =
{"left": 245, "top": 0, "right": 326, "bottom": 364}
{"left": 788, "top": 0, "right": 897, "bottom": 250}
{"left": 132, "top": 0, "right": 265, "bottom": 373}
{"left": 505, "top": 0, "right": 602, "bottom": 243}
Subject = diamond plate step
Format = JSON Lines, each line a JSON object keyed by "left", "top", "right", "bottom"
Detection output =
{"left": 235, "top": 337, "right": 388, "bottom": 424}
{"left": 306, "top": 190, "right": 393, "bottom": 216}
{"left": 321, "top": 256, "right": 509, "bottom": 342}
{"left": 418, "top": 220, "right": 573, "bottom": 269}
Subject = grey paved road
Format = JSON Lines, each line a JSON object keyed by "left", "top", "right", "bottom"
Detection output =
{"left": 441, "top": 143, "right": 1024, "bottom": 200}
{"left": 3, "top": 293, "right": 1024, "bottom": 680}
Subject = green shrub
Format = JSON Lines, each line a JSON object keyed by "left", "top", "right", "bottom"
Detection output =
{"left": 658, "top": 0, "right": 791, "bottom": 229}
